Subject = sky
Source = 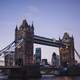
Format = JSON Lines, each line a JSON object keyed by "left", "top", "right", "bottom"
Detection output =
{"left": 0, "top": 0, "right": 80, "bottom": 63}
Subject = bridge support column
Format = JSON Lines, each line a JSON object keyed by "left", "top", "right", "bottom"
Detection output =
{"left": 15, "top": 19, "right": 34, "bottom": 66}
{"left": 8, "top": 64, "right": 41, "bottom": 79}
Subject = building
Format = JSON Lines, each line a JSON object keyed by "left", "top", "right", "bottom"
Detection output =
{"left": 15, "top": 19, "right": 34, "bottom": 66}
{"left": 35, "top": 48, "right": 41, "bottom": 64}
{"left": 5, "top": 51, "right": 15, "bottom": 66}
{"left": 0, "top": 60, "right": 5, "bottom": 66}
{"left": 59, "top": 32, "right": 75, "bottom": 66}
{"left": 41, "top": 59, "right": 48, "bottom": 66}
{"left": 51, "top": 52, "right": 60, "bottom": 67}
{"left": 5, "top": 53, "right": 15, "bottom": 66}
{"left": 0, "top": 54, "right": 5, "bottom": 66}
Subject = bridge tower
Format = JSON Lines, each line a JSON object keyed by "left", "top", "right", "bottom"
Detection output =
{"left": 15, "top": 19, "right": 34, "bottom": 66}
{"left": 59, "top": 32, "right": 75, "bottom": 66}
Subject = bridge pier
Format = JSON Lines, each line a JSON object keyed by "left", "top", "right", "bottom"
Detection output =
{"left": 8, "top": 64, "right": 41, "bottom": 79}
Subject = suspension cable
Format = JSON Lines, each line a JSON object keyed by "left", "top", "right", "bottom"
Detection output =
{"left": 0, "top": 38, "right": 24, "bottom": 56}
{"left": 0, "top": 41, "right": 15, "bottom": 53}
{"left": 74, "top": 48, "right": 80, "bottom": 59}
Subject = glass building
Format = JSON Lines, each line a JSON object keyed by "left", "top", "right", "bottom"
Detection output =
{"left": 35, "top": 48, "right": 41, "bottom": 64}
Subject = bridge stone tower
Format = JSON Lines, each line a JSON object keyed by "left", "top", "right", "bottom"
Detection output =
{"left": 15, "top": 19, "right": 34, "bottom": 66}
{"left": 59, "top": 32, "right": 75, "bottom": 66}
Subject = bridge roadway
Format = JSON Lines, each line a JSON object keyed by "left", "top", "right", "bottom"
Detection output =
{"left": 0, "top": 66, "right": 21, "bottom": 69}
{"left": 0, "top": 65, "right": 58, "bottom": 71}
{"left": 34, "top": 35, "right": 64, "bottom": 47}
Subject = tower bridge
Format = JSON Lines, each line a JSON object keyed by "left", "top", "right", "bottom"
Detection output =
{"left": 0, "top": 19, "right": 80, "bottom": 78}
{"left": 0, "top": 19, "right": 80, "bottom": 67}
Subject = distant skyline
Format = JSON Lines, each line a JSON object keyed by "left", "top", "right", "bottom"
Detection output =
{"left": 0, "top": 0, "right": 80, "bottom": 63}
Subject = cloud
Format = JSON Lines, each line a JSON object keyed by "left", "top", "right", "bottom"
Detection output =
{"left": 27, "top": 5, "right": 39, "bottom": 14}
{"left": 28, "top": 6, "right": 39, "bottom": 12}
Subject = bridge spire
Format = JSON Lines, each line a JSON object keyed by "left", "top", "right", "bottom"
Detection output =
{"left": 19, "top": 19, "right": 29, "bottom": 30}
{"left": 15, "top": 25, "right": 18, "bottom": 31}
{"left": 22, "top": 19, "right": 28, "bottom": 26}
{"left": 31, "top": 21, "right": 34, "bottom": 33}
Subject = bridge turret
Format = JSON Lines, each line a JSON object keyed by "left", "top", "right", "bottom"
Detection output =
{"left": 59, "top": 37, "right": 62, "bottom": 42}
{"left": 15, "top": 25, "right": 18, "bottom": 32}
{"left": 59, "top": 32, "right": 75, "bottom": 66}
{"left": 15, "top": 25, "right": 18, "bottom": 42}
{"left": 19, "top": 19, "right": 30, "bottom": 31}
{"left": 31, "top": 22, "right": 34, "bottom": 34}
{"left": 20, "top": 19, "right": 28, "bottom": 27}
{"left": 15, "top": 19, "right": 34, "bottom": 66}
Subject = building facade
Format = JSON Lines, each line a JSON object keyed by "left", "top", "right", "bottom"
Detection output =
{"left": 15, "top": 19, "right": 34, "bottom": 66}
{"left": 51, "top": 52, "right": 60, "bottom": 67}
{"left": 59, "top": 32, "right": 75, "bottom": 66}
{"left": 5, "top": 53, "right": 15, "bottom": 66}
{"left": 35, "top": 48, "right": 41, "bottom": 64}
{"left": 41, "top": 59, "right": 48, "bottom": 65}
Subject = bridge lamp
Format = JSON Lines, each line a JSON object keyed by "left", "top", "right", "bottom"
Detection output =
{"left": 17, "top": 45, "right": 21, "bottom": 48}
{"left": 16, "top": 44, "right": 21, "bottom": 48}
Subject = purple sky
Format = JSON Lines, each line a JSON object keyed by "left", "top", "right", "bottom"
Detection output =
{"left": 0, "top": 0, "right": 80, "bottom": 63}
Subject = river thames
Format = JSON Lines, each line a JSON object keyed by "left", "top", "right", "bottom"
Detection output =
{"left": 28, "top": 76, "right": 80, "bottom": 80}
{"left": 0, "top": 74, "right": 80, "bottom": 80}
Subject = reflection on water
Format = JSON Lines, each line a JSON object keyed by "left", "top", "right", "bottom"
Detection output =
{"left": 28, "top": 76, "right": 80, "bottom": 80}
{"left": 26, "top": 76, "right": 80, "bottom": 80}
{"left": 55, "top": 76, "right": 73, "bottom": 80}
{"left": 19, "top": 76, "right": 80, "bottom": 80}
{"left": 0, "top": 73, "right": 80, "bottom": 80}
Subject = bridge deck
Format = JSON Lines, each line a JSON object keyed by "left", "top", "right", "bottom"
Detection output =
{"left": 0, "top": 66, "right": 21, "bottom": 69}
{"left": 34, "top": 35, "right": 64, "bottom": 47}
